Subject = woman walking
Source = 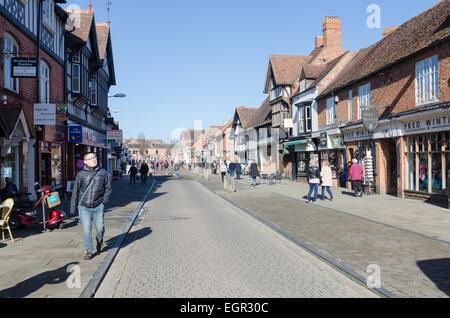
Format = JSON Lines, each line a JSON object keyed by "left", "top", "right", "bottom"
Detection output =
{"left": 220, "top": 161, "right": 227, "bottom": 182}
{"left": 306, "top": 159, "right": 320, "bottom": 204}
{"left": 249, "top": 160, "right": 259, "bottom": 186}
{"left": 320, "top": 160, "right": 333, "bottom": 201}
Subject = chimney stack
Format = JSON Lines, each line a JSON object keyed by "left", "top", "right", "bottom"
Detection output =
{"left": 322, "top": 16, "right": 342, "bottom": 49}
{"left": 382, "top": 26, "right": 398, "bottom": 39}
{"left": 315, "top": 36, "right": 324, "bottom": 48}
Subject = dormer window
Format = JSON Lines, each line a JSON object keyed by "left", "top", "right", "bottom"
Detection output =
{"left": 300, "top": 79, "right": 306, "bottom": 92}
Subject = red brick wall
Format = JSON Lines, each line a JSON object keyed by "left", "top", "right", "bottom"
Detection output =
{"left": 0, "top": 16, "right": 65, "bottom": 135}
{"left": 317, "top": 40, "right": 450, "bottom": 128}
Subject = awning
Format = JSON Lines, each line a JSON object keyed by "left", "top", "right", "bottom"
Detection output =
{"left": 284, "top": 139, "right": 309, "bottom": 147}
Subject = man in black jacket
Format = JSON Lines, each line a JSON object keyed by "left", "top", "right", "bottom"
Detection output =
{"left": 70, "top": 152, "right": 112, "bottom": 260}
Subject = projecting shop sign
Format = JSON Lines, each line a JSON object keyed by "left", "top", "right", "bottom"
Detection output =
{"left": 34, "top": 104, "right": 56, "bottom": 125}
{"left": 12, "top": 58, "right": 37, "bottom": 78}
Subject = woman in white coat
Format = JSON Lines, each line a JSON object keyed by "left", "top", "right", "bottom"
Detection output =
{"left": 320, "top": 160, "right": 334, "bottom": 201}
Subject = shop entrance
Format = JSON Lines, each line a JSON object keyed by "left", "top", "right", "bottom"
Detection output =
{"left": 386, "top": 139, "right": 398, "bottom": 195}
{"left": 41, "top": 153, "right": 52, "bottom": 186}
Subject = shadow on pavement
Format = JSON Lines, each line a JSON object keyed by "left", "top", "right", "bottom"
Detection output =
{"left": 0, "top": 262, "right": 79, "bottom": 298}
{"left": 101, "top": 227, "right": 152, "bottom": 254}
{"left": 417, "top": 258, "right": 450, "bottom": 297}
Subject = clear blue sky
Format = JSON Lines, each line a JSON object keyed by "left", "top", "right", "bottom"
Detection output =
{"left": 64, "top": 0, "right": 440, "bottom": 143}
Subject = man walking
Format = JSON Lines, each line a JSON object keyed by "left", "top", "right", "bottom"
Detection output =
{"left": 128, "top": 163, "right": 137, "bottom": 184}
{"left": 70, "top": 152, "right": 112, "bottom": 260}
{"left": 140, "top": 161, "right": 149, "bottom": 184}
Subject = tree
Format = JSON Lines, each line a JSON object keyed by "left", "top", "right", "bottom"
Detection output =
{"left": 138, "top": 133, "right": 147, "bottom": 156}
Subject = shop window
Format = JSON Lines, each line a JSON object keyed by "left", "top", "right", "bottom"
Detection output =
{"left": 297, "top": 152, "right": 308, "bottom": 177}
{"left": 418, "top": 136, "right": 427, "bottom": 152}
{"left": 2, "top": 146, "right": 20, "bottom": 188}
{"left": 418, "top": 154, "right": 428, "bottom": 192}
{"left": 431, "top": 153, "right": 443, "bottom": 194}
{"left": 406, "top": 153, "right": 416, "bottom": 191}
{"left": 3, "top": 33, "right": 19, "bottom": 93}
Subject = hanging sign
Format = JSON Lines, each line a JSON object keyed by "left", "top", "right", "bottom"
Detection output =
{"left": 68, "top": 125, "right": 83, "bottom": 143}
{"left": 12, "top": 58, "right": 37, "bottom": 78}
{"left": 362, "top": 109, "right": 379, "bottom": 131}
{"left": 34, "top": 104, "right": 56, "bottom": 126}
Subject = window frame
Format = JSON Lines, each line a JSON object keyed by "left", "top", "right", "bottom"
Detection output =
{"left": 72, "top": 64, "right": 80, "bottom": 93}
{"left": 358, "top": 83, "right": 371, "bottom": 120}
{"left": 348, "top": 90, "right": 353, "bottom": 122}
{"left": 326, "top": 97, "right": 335, "bottom": 125}
{"left": 415, "top": 55, "right": 439, "bottom": 106}
{"left": 3, "top": 33, "right": 20, "bottom": 93}
{"left": 40, "top": 60, "right": 50, "bottom": 103}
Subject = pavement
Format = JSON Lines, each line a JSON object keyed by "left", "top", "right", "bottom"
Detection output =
{"left": 0, "top": 175, "right": 154, "bottom": 298}
{"left": 96, "top": 173, "right": 378, "bottom": 298}
{"left": 188, "top": 168, "right": 450, "bottom": 298}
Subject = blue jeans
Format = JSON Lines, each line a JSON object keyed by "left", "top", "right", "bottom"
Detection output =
{"left": 307, "top": 183, "right": 319, "bottom": 202}
{"left": 321, "top": 186, "right": 333, "bottom": 199}
{"left": 141, "top": 174, "right": 147, "bottom": 184}
{"left": 78, "top": 204, "right": 105, "bottom": 252}
{"left": 230, "top": 171, "right": 235, "bottom": 177}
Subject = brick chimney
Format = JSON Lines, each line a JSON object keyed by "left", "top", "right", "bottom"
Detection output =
{"left": 322, "top": 16, "right": 342, "bottom": 49}
{"left": 315, "top": 36, "right": 324, "bottom": 48}
{"left": 382, "top": 26, "right": 398, "bottom": 39}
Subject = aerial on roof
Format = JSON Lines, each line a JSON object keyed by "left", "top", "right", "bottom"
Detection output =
{"left": 319, "top": 0, "right": 450, "bottom": 98}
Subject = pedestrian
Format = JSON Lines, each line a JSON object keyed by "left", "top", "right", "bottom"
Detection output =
{"left": 212, "top": 161, "right": 217, "bottom": 175}
{"left": 165, "top": 161, "right": 169, "bottom": 175}
{"left": 306, "top": 159, "right": 320, "bottom": 204}
{"left": 228, "top": 161, "right": 236, "bottom": 177}
{"left": 249, "top": 160, "right": 259, "bottom": 186}
{"left": 220, "top": 161, "right": 227, "bottom": 182}
{"left": 70, "top": 152, "right": 112, "bottom": 260}
{"left": 140, "top": 161, "right": 149, "bottom": 184}
{"left": 320, "top": 160, "right": 333, "bottom": 201}
{"left": 244, "top": 163, "right": 248, "bottom": 176}
{"left": 128, "top": 163, "right": 137, "bottom": 184}
{"left": 235, "top": 161, "right": 242, "bottom": 179}
{"left": 349, "top": 158, "right": 364, "bottom": 197}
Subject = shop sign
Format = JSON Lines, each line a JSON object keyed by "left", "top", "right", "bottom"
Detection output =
{"left": 403, "top": 115, "right": 450, "bottom": 135}
{"left": 34, "top": 104, "right": 56, "bottom": 126}
{"left": 362, "top": 109, "right": 379, "bottom": 131}
{"left": 320, "top": 132, "right": 327, "bottom": 148}
{"left": 331, "top": 137, "right": 342, "bottom": 148}
{"left": 69, "top": 126, "right": 83, "bottom": 143}
{"left": 56, "top": 104, "right": 68, "bottom": 122}
{"left": 12, "top": 58, "right": 37, "bottom": 78}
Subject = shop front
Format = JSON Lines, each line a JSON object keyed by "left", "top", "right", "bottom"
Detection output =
{"left": 401, "top": 109, "right": 450, "bottom": 202}
{"left": 284, "top": 138, "right": 318, "bottom": 183}
{"left": 0, "top": 105, "right": 33, "bottom": 194}
{"left": 318, "top": 131, "right": 347, "bottom": 188}
{"left": 40, "top": 125, "right": 66, "bottom": 189}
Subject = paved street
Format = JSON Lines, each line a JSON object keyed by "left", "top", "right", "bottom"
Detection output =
{"left": 189, "top": 168, "right": 450, "bottom": 298}
{"left": 96, "top": 174, "right": 377, "bottom": 298}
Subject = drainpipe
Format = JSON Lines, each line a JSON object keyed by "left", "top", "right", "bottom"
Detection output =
{"left": 35, "top": 0, "right": 43, "bottom": 185}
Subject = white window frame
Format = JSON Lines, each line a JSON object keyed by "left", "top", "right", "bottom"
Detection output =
{"left": 89, "top": 81, "right": 97, "bottom": 106}
{"left": 72, "top": 64, "right": 80, "bottom": 93}
{"left": 298, "top": 107, "right": 305, "bottom": 133}
{"left": 326, "top": 97, "right": 335, "bottom": 125}
{"left": 348, "top": 90, "right": 353, "bottom": 122}
{"left": 358, "top": 83, "right": 371, "bottom": 120}
{"left": 42, "top": 0, "right": 55, "bottom": 31}
{"left": 300, "top": 79, "right": 306, "bottom": 93}
{"left": 3, "top": 33, "right": 19, "bottom": 93}
{"left": 40, "top": 60, "right": 50, "bottom": 103}
{"left": 415, "top": 55, "right": 439, "bottom": 106}
{"left": 305, "top": 105, "right": 311, "bottom": 132}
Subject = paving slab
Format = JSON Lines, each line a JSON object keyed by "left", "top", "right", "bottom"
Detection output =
{"left": 187, "top": 169, "right": 450, "bottom": 298}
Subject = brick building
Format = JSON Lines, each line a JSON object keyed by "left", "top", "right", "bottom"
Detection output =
{"left": 0, "top": 0, "right": 67, "bottom": 196}
{"left": 315, "top": 0, "right": 450, "bottom": 201}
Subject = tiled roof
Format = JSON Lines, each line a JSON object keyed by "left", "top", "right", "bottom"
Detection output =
{"left": 269, "top": 55, "right": 312, "bottom": 86}
{"left": 236, "top": 107, "right": 260, "bottom": 129}
{"left": 302, "top": 64, "right": 327, "bottom": 79}
{"left": 65, "top": 10, "right": 94, "bottom": 43}
{"left": 248, "top": 97, "right": 271, "bottom": 128}
{"left": 319, "top": 0, "right": 450, "bottom": 98}
{"left": 96, "top": 23, "right": 110, "bottom": 60}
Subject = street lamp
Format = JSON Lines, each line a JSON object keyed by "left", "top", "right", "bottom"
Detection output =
{"left": 108, "top": 93, "right": 127, "bottom": 98}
